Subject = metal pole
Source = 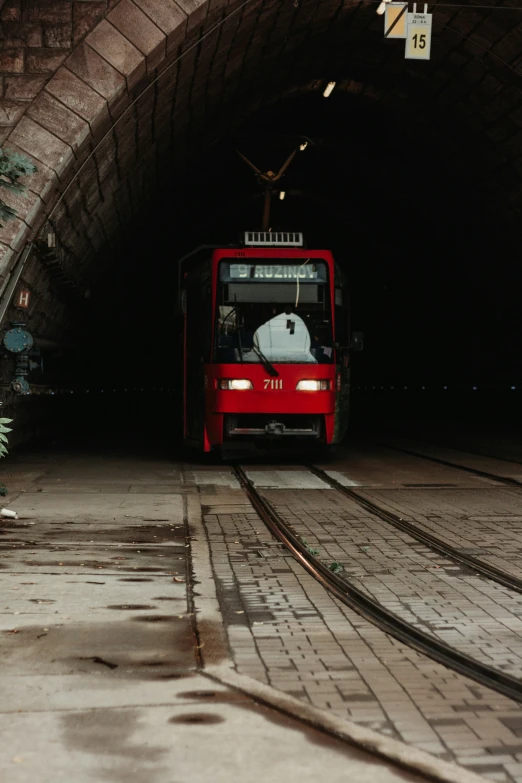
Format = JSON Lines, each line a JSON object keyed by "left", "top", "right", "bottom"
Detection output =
{"left": 262, "top": 187, "right": 272, "bottom": 231}
{"left": 0, "top": 243, "right": 33, "bottom": 327}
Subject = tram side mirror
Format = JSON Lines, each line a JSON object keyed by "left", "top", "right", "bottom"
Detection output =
{"left": 351, "top": 331, "right": 364, "bottom": 352}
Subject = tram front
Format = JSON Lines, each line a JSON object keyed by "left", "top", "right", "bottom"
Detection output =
{"left": 199, "top": 233, "right": 351, "bottom": 454}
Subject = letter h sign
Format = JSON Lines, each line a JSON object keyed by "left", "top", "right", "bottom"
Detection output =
{"left": 16, "top": 289, "right": 31, "bottom": 309}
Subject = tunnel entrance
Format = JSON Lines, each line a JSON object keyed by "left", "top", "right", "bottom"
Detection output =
{"left": 0, "top": 0, "right": 521, "bottom": 447}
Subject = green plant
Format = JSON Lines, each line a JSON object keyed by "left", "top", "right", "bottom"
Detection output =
{"left": 0, "top": 418, "right": 13, "bottom": 456}
{"left": 0, "top": 149, "right": 37, "bottom": 228}
{"left": 328, "top": 561, "right": 343, "bottom": 574}
{"left": 299, "top": 536, "right": 320, "bottom": 557}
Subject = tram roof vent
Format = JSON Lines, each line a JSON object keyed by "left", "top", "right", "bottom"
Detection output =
{"left": 244, "top": 231, "right": 304, "bottom": 247}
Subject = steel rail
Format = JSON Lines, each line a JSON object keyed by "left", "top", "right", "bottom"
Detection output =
{"left": 308, "top": 464, "right": 522, "bottom": 596}
{"left": 233, "top": 464, "right": 522, "bottom": 704}
{"left": 377, "top": 442, "right": 522, "bottom": 487}
{"left": 392, "top": 438, "right": 522, "bottom": 468}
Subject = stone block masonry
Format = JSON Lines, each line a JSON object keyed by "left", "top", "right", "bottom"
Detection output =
{"left": 0, "top": 0, "right": 110, "bottom": 142}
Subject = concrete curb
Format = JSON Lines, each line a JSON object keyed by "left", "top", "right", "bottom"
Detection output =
{"left": 186, "top": 493, "right": 231, "bottom": 666}
{"left": 204, "top": 665, "right": 487, "bottom": 783}
{"left": 188, "top": 493, "right": 488, "bottom": 783}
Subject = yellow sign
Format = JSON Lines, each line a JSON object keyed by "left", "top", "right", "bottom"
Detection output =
{"left": 384, "top": 3, "right": 408, "bottom": 38}
{"left": 405, "top": 12, "right": 432, "bottom": 59}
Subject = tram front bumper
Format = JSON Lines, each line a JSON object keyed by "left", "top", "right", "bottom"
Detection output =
{"left": 206, "top": 391, "right": 336, "bottom": 444}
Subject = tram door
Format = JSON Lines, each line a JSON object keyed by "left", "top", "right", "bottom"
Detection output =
{"left": 185, "top": 281, "right": 211, "bottom": 446}
{"left": 334, "top": 281, "right": 351, "bottom": 441}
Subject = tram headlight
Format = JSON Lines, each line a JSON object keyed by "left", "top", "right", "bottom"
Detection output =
{"left": 296, "top": 380, "right": 330, "bottom": 391}
{"left": 219, "top": 379, "right": 253, "bottom": 390}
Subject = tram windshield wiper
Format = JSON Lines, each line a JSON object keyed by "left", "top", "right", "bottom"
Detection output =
{"left": 253, "top": 345, "right": 279, "bottom": 377}
{"left": 236, "top": 314, "right": 244, "bottom": 363}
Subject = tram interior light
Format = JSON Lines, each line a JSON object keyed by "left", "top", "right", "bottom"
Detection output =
{"left": 296, "top": 380, "right": 330, "bottom": 391}
{"left": 376, "top": 0, "right": 388, "bottom": 14}
{"left": 279, "top": 191, "right": 286, "bottom": 200}
{"left": 323, "top": 81, "right": 336, "bottom": 98}
{"left": 299, "top": 141, "right": 308, "bottom": 151}
{"left": 219, "top": 379, "right": 253, "bottom": 390}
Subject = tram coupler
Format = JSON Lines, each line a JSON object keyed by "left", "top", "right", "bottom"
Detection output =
{"left": 266, "top": 420, "right": 285, "bottom": 436}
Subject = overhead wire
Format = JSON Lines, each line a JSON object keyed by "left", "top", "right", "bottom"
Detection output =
{"left": 369, "top": 0, "right": 522, "bottom": 8}
{"left": 44, "top": 0, "right": 257, "bottom": 225}
{"left": 35, "top": 0, "right": 522, "bottom": 231}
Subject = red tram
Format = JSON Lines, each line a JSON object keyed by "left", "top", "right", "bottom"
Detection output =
{"left": 181, "top": 231, "right": 356, "bottom": 454}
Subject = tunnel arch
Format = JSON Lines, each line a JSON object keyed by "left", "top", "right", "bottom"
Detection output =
{"left": 0, "top": 0, "right": 521, "bottom": 433}
{"left": 1, "top": 0, "right": 522, "bottom": 277}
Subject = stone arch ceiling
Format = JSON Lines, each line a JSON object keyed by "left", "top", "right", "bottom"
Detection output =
{"left": 0, "top": 0, "right": 522, "bottom": 304}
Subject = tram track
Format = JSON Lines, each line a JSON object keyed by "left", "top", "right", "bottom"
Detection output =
{"left": 377, "top": 442, "right": 522, "bottom": 487}
{"left": 394, "top": 438, "right": 522, "bottom": 468}
{"left": 233, "top": 463, "right": 522, "bottom": 705}
{"left": 308, "top": 464, "right": 522, "bottom": 596}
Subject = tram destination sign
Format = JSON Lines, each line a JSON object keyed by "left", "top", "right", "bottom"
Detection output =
{"left": 221, "top": 262, "right": 327, "bottom": 282}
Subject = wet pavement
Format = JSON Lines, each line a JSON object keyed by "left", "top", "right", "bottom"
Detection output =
{"left": 0, "top": 446, "right": 430, "bottom": 783}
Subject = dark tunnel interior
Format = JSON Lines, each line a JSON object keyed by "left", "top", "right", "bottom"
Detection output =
{"left": 17, "top": 82, "right": 522, "bottom": 448}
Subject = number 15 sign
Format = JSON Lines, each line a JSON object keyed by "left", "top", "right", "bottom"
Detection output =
{"left": 405, "top": 8, "right": 432, "bottom": 59}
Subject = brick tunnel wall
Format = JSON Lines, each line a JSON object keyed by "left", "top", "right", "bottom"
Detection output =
{"left": 0, "top": 0, "right": 214, "bottom": 282}
{"left": 0, "top": 0, "right": 198, "bottom": 438}
{"left": 0, "top": 0, "right": 111, "bottom": 143}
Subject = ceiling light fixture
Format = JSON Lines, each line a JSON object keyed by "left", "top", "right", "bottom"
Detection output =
{"left": 323, "top": 81, "right": 336, "bottom": 98}
{"left": 279, "top": 191, "right": 286, "bottom": 200}
{"left": 299, "top": 141, "right": 308, "bottom": 151}
{"left": 376, "top": 0, "right": 389, "bottom": 14}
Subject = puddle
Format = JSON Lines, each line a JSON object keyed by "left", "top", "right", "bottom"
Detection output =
{"left": 178, "top": 690, "right": 247, "bottom": 702}
{"left": 153, "top": 596, "right": 183, "bottom": 601}
{"left": 1, "top": 619, "right": 197, "bottom": 678}
{"left": 168, "top": 713, "right": 225, "bottom": 725}
{"left": 79, "top": 656, "right": 118, "bottom": 670}
{"left": 153, "top": 672, "right": 192, "bottom": 680}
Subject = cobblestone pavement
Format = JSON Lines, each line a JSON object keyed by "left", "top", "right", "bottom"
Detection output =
{"left": 315, "top": 445, "right": 522, "bottom": 582}
{"left": 183, "top": 463, "right": 522, "bottom": 783}
{"left": 353, "top": 487, "right": 522, "bottom": 584}
{"left": 261, "top": 487, "right": 522, "bottom": 678}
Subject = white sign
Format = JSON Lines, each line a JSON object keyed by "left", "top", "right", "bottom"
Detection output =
{"left": 384, "top": 3, "right": 408, "bottom": 39}
{"left": 16, "top": 289, "right": 30, "bottom": 309}
{"left": 405, "top": 11, "right": 432, "bottom": 59}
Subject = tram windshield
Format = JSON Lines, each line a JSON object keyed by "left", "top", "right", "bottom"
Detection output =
{"left": 214, "top": 260, "right": 333, "bottom": 364}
